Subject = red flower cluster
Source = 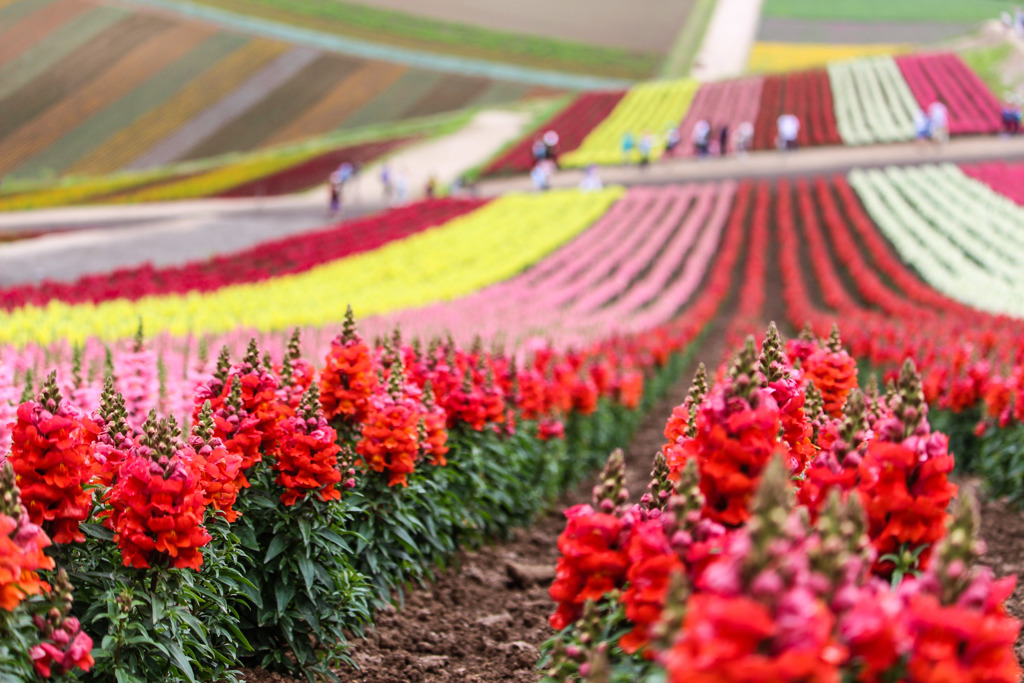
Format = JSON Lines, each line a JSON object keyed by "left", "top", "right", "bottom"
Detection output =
{"left": 273, "top": 387, "right": 343, "bottom": 505}
{"left": 189, "top": 402, "right": 244, "bottom": 522}
{"left": 548, "top": 503, "right": 628, "bottom": 631}
{"left": 355, "top": 390, "right": 421, "bottom": 488}
{"left": 680, "top": 381, "right": 784, "bottom": 527}
{"left": 618, "top": 520, "right": 683, "bottom": 654}
{"left": 104, "top": 417, "right": 211, "bottom": 570}
{"left": 320, "top": 315, "right": 379, "bottom": 423}
{"left": 664, "top": 593, "right": 844, "bottom": 683}
{"left": 803, "top": 338, "right": 858, "bottom": 417}
{"left": 8, "top": 376, "right": 95, "bottom": 543}
{"left": 858, "top": 440, "right": 956, "bottom": 576}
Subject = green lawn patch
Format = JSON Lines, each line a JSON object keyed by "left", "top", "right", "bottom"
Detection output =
{"left": 762, "top": 0, "right": 1013, "bottom": 23}
{"left": 177, "top": 0, "right": 659, "bottom": 80}
{"left": 960, "top": 42, "right": 1015, "bottom": 97}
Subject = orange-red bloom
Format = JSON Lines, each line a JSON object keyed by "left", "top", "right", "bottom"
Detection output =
{"left": 548, "top": 504, "right": 628, "bottom": 630}
{"left": 104, "top": 429, "right": 211, "bottom": 570}
{"left": 8, "top": 389, "right": 95, "bottom": 543}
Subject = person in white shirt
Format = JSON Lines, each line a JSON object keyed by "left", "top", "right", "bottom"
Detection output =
{"left": 579, "top": 165, "right": 602, "bottom": 192}
{"left": 692, "top": 119, "right": 711, "bottom": 157}
{"left": 928, "top": 100, "right": 949, "bottom": 145}
{"left": 777, "top": 114, "right": 800, "bottom": 151}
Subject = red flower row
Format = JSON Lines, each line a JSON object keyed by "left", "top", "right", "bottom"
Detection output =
{"left": 0, "top": 198, "right": 484, "bottom": 311}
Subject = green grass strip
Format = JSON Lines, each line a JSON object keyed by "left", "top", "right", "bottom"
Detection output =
{"left": 167, "top": 0, "right": 658, "bottom": 80}
{"left": 660, "top": 0, "right": 717, "bottom": 78}
{"left": 762, "top": 0, "right": 1013, "bottom": 23}
{"left": 960, "top": 42, "right": 1014, "bottom": 98}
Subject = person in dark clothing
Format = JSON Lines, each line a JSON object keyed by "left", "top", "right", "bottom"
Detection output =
{"left": 718, "top": 124, "right": 730, "bottom": 156}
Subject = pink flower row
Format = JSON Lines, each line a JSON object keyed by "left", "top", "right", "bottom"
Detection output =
{"left": 896, "top": 53, "right": 1001, "bottom": 135}
{"left": 360, "top": 183, "right": 733, "bottom": 348}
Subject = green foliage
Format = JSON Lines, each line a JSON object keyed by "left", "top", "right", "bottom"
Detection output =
{"left": 185, "top": 0, "right": 658, "bottom": 79}
{"left": 960, "top": 43, "right": 1014, "bottom": 99}
{"left": 67, "top": 520, "right": 251, "bottom": 683}
{"left": 231, "top": 469, "right": 373, "bottom": 680}
{"left": 0, "top": 600, "right": 47, "bottom": 681}
{"left": 762, "top": 0, "right": 1012, "bottom": 23}
{"left": 976, "top": 422, "right": 1024, "bottom": 507}
{"left": 928, "top": 407, "right": 983, "bottom": 473}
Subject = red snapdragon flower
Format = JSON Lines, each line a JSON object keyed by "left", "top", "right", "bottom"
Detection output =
{"left": 8, "top": 374, "right": 94, "bottom": 543}
{"left": 274, "top": 386, "right": 343, "bottom": 505}
{"left": 619, "top": 520, "right": 684, "bottom": 654}
{"left": 189, "top": 401, "right": 244, "bottom": 522}
{"left": 319, "top": 309, "right": 379, "bottom": 422}
{"left": 858, "top": 441, "right": 955, "bottom": 577}
{"left": 548, "top": 503, "right": 628, "bottom": 630}
{"left": 104, "top": 415, "right": 211, "bottom": 570}
{"left": 804, "top": 343, "right": 858, "bottom": 418}
{"left": 355, "top": 367, "right": 422, "bottom": 487}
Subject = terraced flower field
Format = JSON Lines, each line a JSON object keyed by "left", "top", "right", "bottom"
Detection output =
{"left": 5, "top": 152, "right": 1024, "bottom": 681}
{"left": 0, "top": 0, "right": 564, "bottom": 181}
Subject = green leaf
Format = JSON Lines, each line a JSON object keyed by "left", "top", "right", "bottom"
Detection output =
{"left": 264, "top": 533, "right": 289, "bottom": 564}
{"left": 276, "top": 581, "right": 296, "bottom": 615}
{"left": 80, "top": 522, "right": 115, "bottom": 541}
{"left": 298, "top": 517, "right": 312, "bottom": 547}
{"left": 155, "top": 639, "right": 197, "bottom": 682}
{"left": 150, "top": 592, "right": 164, "bottom": 624}
{"left": 297, "top": 555, "right": 316, "bottom": 593}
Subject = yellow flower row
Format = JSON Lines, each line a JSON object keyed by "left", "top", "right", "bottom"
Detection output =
{"left": 561, "top": 79, "right": 699, "bottom": 168}
{"left": 746, "top": 42, "right": 910, "bottom": 74}
{"left": 1, "top": 187, "right": 623, "bottom": 347}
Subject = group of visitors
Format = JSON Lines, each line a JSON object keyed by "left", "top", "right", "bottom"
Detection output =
{"left": 620, "top": 131, "right": 658, "bottom": 167}
{"left": 1001, "top": 7, "right": 1024, "bottom": 35}
{"left": 913, "top": 100, "right": 949, "bottom": 145}
{"left": 692, "top": 120, "right": 754, "bottom": 157}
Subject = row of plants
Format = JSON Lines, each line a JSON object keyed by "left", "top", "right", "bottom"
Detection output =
{"left": 961, "top": 161, "right": 1024, "bottom": 207}
{"left": 66, "top": 39, "right": 291, "bottom": 177}
{"left": 481, "top": 91, "right": 626, "bottom": 176}
{"left": 561, "top": 79, "right": 700, "bottom": 167}
{"left": 746, "top": 40, "right": 909, "bottom": 74}
{"left": 668, "top": 77, "right": 764, "bottom": 158}
{"left": 364, "top": 183, "right": 736, "bottom": 349}
{"left": 849, "top": 164, "right": 1024, "bottom": 316}
{"left": 0, "top": 198, "right": 483, "bottom": 311}
{"left": 896, "top": 52, "right": 1002, "bottom": 136}
{"left": 0, "top": 298, "right": 700, "bottom": 681}
{"left": 753, "top": 69, "right": 842, "bottom": 150}
{"left": 829, "top": 55, "right": 919, "bottom": 145}
{"left": 540, "top": 324, "right": 1020, "bottom": 682}
{"left": 485, "top": 50, "right": 1000, "bottom": 175}
{"left": 0, "top": 188, "right": 622, "bottom": 346}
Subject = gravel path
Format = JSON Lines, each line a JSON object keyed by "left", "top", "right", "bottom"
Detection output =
{"left": 0, "top": 107, "right": 532, "bottom": 284}
{"left": 4, "top": 125, "right": 1024, "bottom": 287}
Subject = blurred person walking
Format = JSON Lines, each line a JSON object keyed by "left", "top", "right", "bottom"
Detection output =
{"left": 692, "top": 119, "right": 711, "bottom": 158}
{"left": 621, "top": 131, "right": 636, "bottom": 163}
{"left": 928, "top": 100, "right": 949, "bottom": 145}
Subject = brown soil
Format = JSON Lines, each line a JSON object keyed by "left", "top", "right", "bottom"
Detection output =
{"left": 977, "top": 492, "right": 1024, "bottom": 667}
